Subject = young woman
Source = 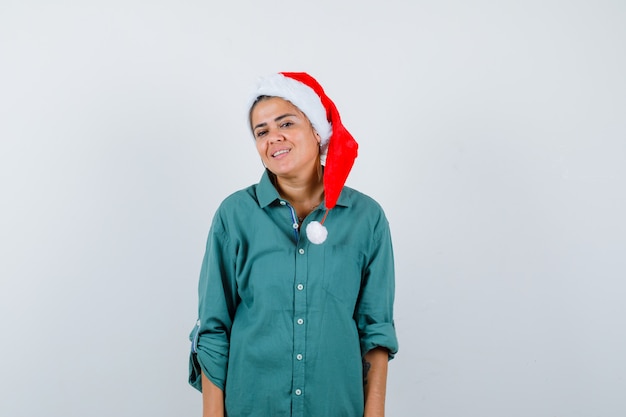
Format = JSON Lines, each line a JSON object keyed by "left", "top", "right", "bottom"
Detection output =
{"left": 189, "top": 72, "right": 398, "bottom": 417}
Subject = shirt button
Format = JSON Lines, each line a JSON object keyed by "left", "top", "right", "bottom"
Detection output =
{"left": 297, "top": 284, "right": 304, "bottom": 291}
{"left": 297, "top": 318, "right": 304, "bottom": 325}
{"left": 292, "top": 223, "right": 299, "bottom": 229}
{"left": 280, "top": 200, "right": 286, "bottom": 205}
{"left": 295, "top": 389, "right": 302, "bottom": 396}
{"left": 296, "top": 354, "right": 303, "bottom": 360}
{"left": 298, "top": 248, "right": 305, "bottom": 255}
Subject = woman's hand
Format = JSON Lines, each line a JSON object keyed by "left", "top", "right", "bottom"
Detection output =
{"left": 201, "top": 371, "right": 225, "bottom": 417}
{"left": 363, "top": 347, "right": 389, "bottom": 417}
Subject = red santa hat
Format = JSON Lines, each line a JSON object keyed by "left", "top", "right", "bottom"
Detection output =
{"left": 249, "top": 72, "right": 358, "bottom": 244}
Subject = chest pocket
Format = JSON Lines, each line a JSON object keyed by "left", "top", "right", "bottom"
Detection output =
{"left": 322, "top": 245, "right": 364, "bottom": 308}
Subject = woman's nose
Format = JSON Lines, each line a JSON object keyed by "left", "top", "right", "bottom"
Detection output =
{"left": 268, "top": 129, "right": 284, "bottom": 143}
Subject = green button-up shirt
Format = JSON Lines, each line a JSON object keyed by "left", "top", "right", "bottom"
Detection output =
{"left": 189, "top": 170, "right": 398, "bottom": 417}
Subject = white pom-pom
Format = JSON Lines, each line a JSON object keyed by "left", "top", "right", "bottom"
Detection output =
{"left": 305, "top": 221, "right": 328, "bottom": 244}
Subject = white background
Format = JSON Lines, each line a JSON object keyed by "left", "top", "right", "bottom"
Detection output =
{"left": 1, "top": 1, "right": 625, "bottom": 416}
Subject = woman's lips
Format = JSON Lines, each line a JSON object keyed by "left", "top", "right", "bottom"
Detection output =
{"left": 272, "top": 149, "right": 290, "bottom": 158}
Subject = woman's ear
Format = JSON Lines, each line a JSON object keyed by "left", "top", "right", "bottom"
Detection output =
{"left": 314, "top": 130, "right": 322, "bottom": 145}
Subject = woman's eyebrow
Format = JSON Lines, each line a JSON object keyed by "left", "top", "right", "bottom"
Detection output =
{"left": 253, "top": 113, "right": 298, "bottom": 131}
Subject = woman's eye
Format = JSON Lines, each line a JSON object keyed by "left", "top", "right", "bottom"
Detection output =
{"left": 280, "top": 121, "right": 293, "bottom": 128}
{"left": 255, "top": 130, "right": 267, "bottom": 138}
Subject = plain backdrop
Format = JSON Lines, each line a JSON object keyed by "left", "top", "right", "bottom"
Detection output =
{"left": 1, "top": 1, "right": 625, "bottom": 416}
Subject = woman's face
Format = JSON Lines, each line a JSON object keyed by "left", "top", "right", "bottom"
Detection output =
{"left": 251, "top": 97, "right": 321, "bottom": 178}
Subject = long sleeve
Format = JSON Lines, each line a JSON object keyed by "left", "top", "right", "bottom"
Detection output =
{"left": 355, "top": 213, "right": 399, "bottom": 359}
{"left": 189, "top": 212, "right": 238, "bottom": 391}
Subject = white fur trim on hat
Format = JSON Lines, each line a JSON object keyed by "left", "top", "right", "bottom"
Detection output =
{"left": 249, "top": 73, "right": 333, "bottom": 148}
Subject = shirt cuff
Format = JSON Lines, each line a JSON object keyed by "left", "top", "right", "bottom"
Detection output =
{"left": 359, "top": 321, "right": 399, "bottom": 360}
{"left": 188, "top": 333, "right": 230, "bottom": 392}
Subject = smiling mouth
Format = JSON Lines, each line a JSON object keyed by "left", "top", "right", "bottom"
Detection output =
{"left": 272, "top": 149, "right": 290, "bottom": 157}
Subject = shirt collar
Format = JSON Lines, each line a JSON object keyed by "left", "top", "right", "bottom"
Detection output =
{"left": 257, "top": 170, "right": 281, "bottom": 208}
{"left": 256, "top": 169, "right": 352, "bottom": 208}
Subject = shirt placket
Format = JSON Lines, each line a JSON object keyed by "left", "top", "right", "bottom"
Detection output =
{"left": 281, "top": 199, "right": 307, "bottom": 416}
{"left": 292, "top": 242, "right": 307, "bottom": 416}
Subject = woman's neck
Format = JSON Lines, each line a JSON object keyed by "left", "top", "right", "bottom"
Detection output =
{"left": 273, "top": 166, "right": 325, "bottom": 219}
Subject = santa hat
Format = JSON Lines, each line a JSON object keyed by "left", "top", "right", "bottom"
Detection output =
{"left": 249, "top": 72, "right": 358, "bottom": 244}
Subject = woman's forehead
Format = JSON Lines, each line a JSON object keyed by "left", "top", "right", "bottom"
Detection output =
{"left": 251, "top": 97, "right": 307, "bottom": 123}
